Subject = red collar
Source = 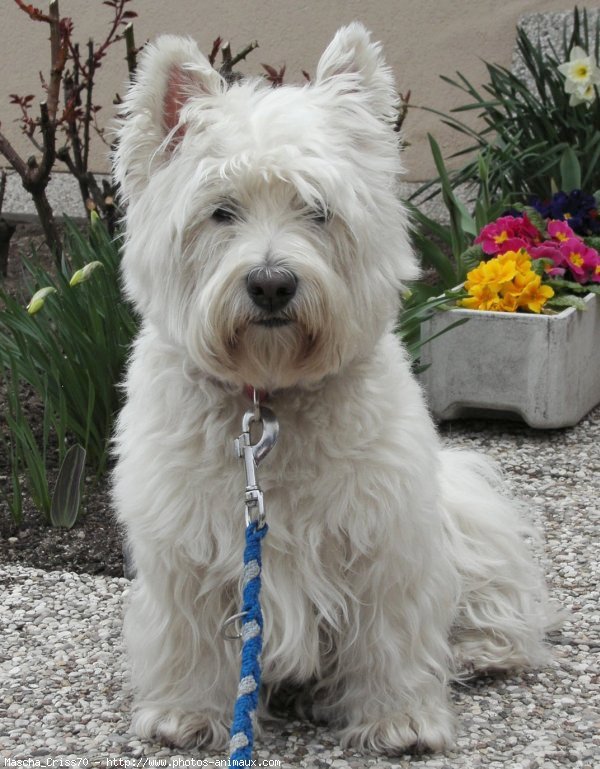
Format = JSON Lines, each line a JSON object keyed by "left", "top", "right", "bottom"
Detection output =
{"left": 243, "top": 385, "right": 270, "bottom": 403}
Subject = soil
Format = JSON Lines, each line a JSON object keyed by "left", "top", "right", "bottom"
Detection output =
{"left": 0, "top": 221, "right": 125, "bottom": 578}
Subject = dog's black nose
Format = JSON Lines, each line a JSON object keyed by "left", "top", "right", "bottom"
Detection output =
{"left": 247, "top": 266, "right": 297, "bottom": 313}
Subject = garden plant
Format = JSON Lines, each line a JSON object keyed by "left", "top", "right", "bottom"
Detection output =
{"left": 408, "top": 7, "right": 600, "bottom": 321}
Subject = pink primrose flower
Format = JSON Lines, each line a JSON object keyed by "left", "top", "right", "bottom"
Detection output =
{"left": 475, "top": 214, "right": 541, "bottom": 255}
{"left": 530, "top": 241, "right": 566, "bottom": 276}
{"left": 559, "top": 238, "right": 600, "bottom": 283}
{"left": 547, "top": 219, "right": 576, "bottom": 243}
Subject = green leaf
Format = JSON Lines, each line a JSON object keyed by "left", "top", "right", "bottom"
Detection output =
{"left": 411, "top": 230, "right": 457, "bottom": 288}
{"left": 50, "top": 444, "right": 87, "bottom": 530}
{"left": 521, "top": 206, "right": 547, "bottom": 236}
{"left": 583, "top": 236, "right": 600, "bottom": 251}
{"left": 546, "top": 277, "right": 593, "bottom": 294}
{"left": 546, "top": 294, "right": 588, "bottom": 311}
{"left": 459, "top": 244, "right": 485, "bottom": 272}
{"left": 559, "top": 146, "right": 582, "bottom": 192}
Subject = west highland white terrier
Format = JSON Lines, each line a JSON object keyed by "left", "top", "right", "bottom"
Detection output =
{"left": 113, "top": 23, "right": 552, "bottom": 754}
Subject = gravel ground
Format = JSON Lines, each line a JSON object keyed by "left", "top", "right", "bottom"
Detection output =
{"left": 1, "top": 407, "right": 599, "bottom": 768}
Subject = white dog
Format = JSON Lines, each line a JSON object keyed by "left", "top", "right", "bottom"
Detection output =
{"left": 113, "top": 24, "right": 552, "bottom": 754}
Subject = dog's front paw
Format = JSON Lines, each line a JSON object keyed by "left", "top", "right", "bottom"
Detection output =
{"left": 132, "top": 705, "right": 229, "bottom": 749}
{"left": 339, "top": 705, "right": 454, "bottom": 755}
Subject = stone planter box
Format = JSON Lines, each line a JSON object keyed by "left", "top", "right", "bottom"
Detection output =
{"left": 419, "top": 292, "right": 600, "bottom": 429}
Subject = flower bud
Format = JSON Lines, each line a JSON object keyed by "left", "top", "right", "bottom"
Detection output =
{"left": 69, "top": 261, "right": 103, "bottom": 287}
{"left": 27, "top": 286, "right": 57, "bottom": 315}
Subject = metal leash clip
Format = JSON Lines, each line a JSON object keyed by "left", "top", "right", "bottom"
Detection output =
{"left": 221, "top": 390, "right": 279, "bottom": 642}
{"left": 233, "top": 389, "right": 279, "bottom": 529}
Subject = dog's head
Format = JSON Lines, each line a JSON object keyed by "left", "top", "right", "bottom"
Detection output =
{"left": 115, "top": 23, "right": 417, "bottom": 390}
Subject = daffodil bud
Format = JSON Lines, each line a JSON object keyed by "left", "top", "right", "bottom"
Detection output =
{"left": 69, "top": 261, "right": 104, "bottom": 287}
{"left": 27, "top": 286, "right": 57, "bottom": 315}
{"left": 90, "top": 209, "right": 101, "bottom": 227}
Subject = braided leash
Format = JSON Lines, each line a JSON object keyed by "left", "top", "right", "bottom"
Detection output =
{"left": 224, "top": 392, "right": 279, "bottom": 766}
{"left": 228, "top": 519, "right": 268, "bottom": 763}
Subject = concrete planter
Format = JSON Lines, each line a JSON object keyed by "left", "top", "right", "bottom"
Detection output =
{"left": 419, "top": 292, "right": 600, "bottom": 429}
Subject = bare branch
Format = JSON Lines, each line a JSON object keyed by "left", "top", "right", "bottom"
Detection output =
{"left": 230, "top": 40, "right": 259, "bottom": 68}
{"left": 0, "top": 170, "right": 6, "bottom": 213}
{"left": 33, "top": 100, "right": 56, "bottom": 187}
{"left": 124, "top": 22, "right": 137, "bottom": 76}
{"left": 219, "top": 39, "right": 259, "bottom": 83}
{"left": 0, "top": 130, "right": 29, "bottom": 180}
{"left": 83, "top": 38, "right": 95, "bottom": 172}
{"left": 46, "top": 0, "right": 65, "bottom": 122}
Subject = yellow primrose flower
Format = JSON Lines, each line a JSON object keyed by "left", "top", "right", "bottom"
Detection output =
{"left": 461, "top": 253, "right": 554, "bottom": 313}
{"left": 497, "top": 248, "right": 531, "bottom": 275}
{"left": 517, "top": 281, "right": 555, "bottom": 314}
{"left": 461, "top": 282, "right": 499, "bottom": 310}
{"left": 464, "top": 256, "right": 517, "bottom": 293}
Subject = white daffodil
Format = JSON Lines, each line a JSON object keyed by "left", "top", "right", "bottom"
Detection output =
{"left": 568, "top": 81, "right": 596, "bottom": 107}
{"left": 558, "top": 45, "right": 599, "bottom": 85}
{"left": 558, "top": 45, "right": 600, "bottom": 106}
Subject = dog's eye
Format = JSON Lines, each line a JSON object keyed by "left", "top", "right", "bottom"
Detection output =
{"left": 211, "top": 206, "right": 237, "bottom": 224}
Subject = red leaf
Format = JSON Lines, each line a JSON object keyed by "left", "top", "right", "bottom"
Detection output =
{"left": 261, "top": 63, "right": 279, "bottom": 79}
{"left": 122, "top": 11, "right": 137, "bottom": 18}
{"left": 208, "top": 36, "right": 222, "bottom": 66}
{"left": 15, "top": 2, "right": 51, "bottom": 23}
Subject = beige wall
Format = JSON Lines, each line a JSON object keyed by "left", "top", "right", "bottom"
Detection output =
{"left": 0, "top": 1, "right": 586, "bottom": 181}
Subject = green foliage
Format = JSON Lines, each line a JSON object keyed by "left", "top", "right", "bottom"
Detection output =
{"left": 406, "top": 136, "right": 508, "bottom": 292}
{"left": 50, "top": 444, "right": 87, "bottom": 530}
{"left": 0, "top": 217, "right": 137, "bottom": 524}
{"left": 396, "top": 283, "right": 468, "bottom": 371}
{"left": 432, "top": 7, "right": 600, "bottom": 201}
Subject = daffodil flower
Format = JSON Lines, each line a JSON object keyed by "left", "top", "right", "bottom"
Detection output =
{"left": 27, "top": 286, "right": 57, "bottom": 315}
{"left": 69, "top": 261, "right": 104, "bottom": 287}
{"left": 558, "top": 46, "right": 600, "bottom": 106}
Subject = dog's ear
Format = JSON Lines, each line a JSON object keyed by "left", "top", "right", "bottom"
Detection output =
{"left": 114, "top": 35, "right": 225, "bottom": 201}
{"left": 315, "top": 23, "right": 396, "bottom": 121}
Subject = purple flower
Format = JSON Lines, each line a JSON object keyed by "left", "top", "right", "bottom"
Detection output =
{"left": 530, "top": 189, "right": 600, "bottom": 236}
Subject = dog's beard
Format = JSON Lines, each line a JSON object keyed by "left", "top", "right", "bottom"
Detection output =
{"left": 185, "top": 255, "right": 356, "bottom": 391}
{"left": 232, "top": 318, "right": 341, "bottom": 390}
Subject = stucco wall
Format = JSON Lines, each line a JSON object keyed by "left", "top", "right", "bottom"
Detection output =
{"left": 0, "top": 1, "right": 586, "bottom": 181}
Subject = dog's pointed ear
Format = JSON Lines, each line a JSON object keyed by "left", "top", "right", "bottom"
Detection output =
{"left": 315, "top": 23, "right": 396, "bottom": 120}
{"left": 114, "top": 35, "right": 225, "bottom": 202}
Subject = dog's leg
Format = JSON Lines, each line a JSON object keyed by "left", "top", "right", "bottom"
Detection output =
{"left": 321, "top": 562, "right": 457, "bottom": 754}
{"left": 124, "top": 559, "right": 238, "bottom": 749}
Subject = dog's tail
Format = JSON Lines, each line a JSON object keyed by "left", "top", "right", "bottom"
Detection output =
{"left": 438, "top": 448, "right": 560, "bottom": 677}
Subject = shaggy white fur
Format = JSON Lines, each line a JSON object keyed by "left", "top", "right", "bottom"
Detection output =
{"left": 113, "top": 23, "right": 553, "bottom": 755}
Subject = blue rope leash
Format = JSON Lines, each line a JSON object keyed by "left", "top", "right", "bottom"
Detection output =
{"left": 229, "top": 520, "right": 268, "bottom": 765}
{"left": 227, "top": 396, "right": 278, "bottom": 766}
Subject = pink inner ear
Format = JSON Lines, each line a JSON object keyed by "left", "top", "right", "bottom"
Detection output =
{"left": 163, "top": 65, "right": 194, "bottom": 140}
